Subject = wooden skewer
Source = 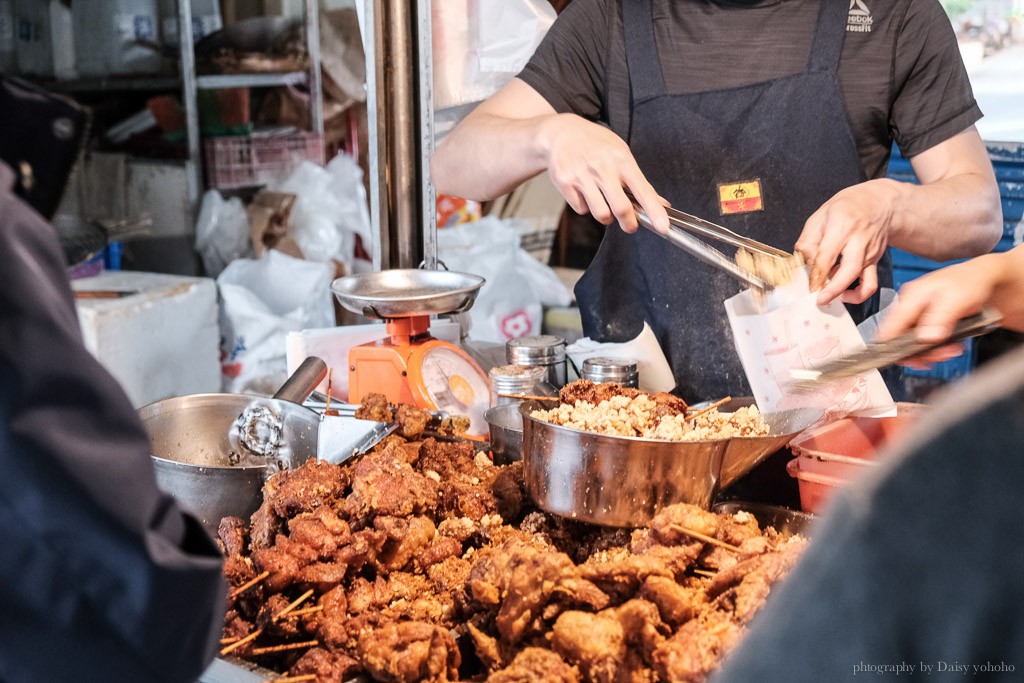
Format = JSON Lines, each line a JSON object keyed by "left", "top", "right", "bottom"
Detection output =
{"left": 325, "top": 368, "right": 333, "bottom": 413}
{"left": 693, "top": 569, "right": 717, "bottom": 578}
{"left": 687, "top": 397, "right": 732, "bottom": 422}
{"left": 219, "top": 636, "right": 241, "bottom": 645}
{"left": 497, "top": 393, "right": 560, "bottom": 402}
{"left": 230, "top": 571, "right": 270, "bottom": 599}
{"left": 286, "top": 605, "right": 324, "bottom": 618}
{"left": 260, "top": 675, "right": 318, "bottom": 683}
{"left": 220, "top": 628, "right": 262, "bottom": 656}
{"left": 273, "top": 589, "right": 315, "bottom": 622}
{"left": 667, "top": 524, "right": 742, "bottom": 553}
{"left": 250, "top": 640, "right": 320, "bottom": 656}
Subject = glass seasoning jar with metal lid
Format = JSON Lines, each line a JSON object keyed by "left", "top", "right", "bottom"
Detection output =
{"left": 488, "top": 364, "right": 548, "bottom": 407}
{"left": 581, "top": 357, "right": 640, "bottom": 388}
{"left": 505, "top": 335, "right": 567, "bottom": 389}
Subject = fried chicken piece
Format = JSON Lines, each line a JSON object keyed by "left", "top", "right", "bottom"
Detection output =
{"left": 551, "top": 610, "right": 625, "bottom": 683}
{"left": 375, "top": 515, "right": 437, "bottom": 573}
{"left": 649, "top": 391, "right": 689, "bottom": 417}
{"left": 251, "top": 545, "right": 302, "bottom": 593}
{"left": 640, "top": 576, "right": 706, "bottom": 627}
{"left": 649, "top": 503, "right": 720, "bottom": 546}
{"left": 346, "top": 451, "right": 440, "bottom": 520}
{"left": 222, "top": 609, "right": 255, "bottom": 642}
{"left": 223, "top": 553, "right": 256, "bottom": 590}
{"left": 356, "top": 392, "right": 394, "bottom": 422}
{"left": 309, "top": 585, "right": 350, "bottom": 650}
{"left": 270, "top": 459, "right": 350, "bottom": 518}
{"left": 716, "top": 511, "right": 763, "bottom": 547}
{"left": 614, "top": 599, "right": 668, "bottom": 663}
{"left": 558, "top": 379, "right": 643, "bottom": 406}
{"left": 396, "top": 403, "right": 431, "bottom": 439}
{"left": 427, "top": 555, "right": 472, "bottom": 597}
{"left": 218, "top": 516, "right": 248, "bottom": 557}
{"left": 249, "top": 498, "right": 284, "bottom": 551}
{"left": 417, "top": 438, "right": 479, "bottom": 479}
{"left": 289, "top": 648, "right": 362, "bottom": 683}
{"left": 288, "top": 507, "right": 352, "bottom": 558}
{"left": 580, "top": 544, "right": 702, "bottom": 602}
{"left": 347, "top": 576, "right": 393, "bottom": 615}
{"left": 255, "top": 593, "right": 302, "bottom": 638}
{"left": 417, "top": 536, "right": 464, "bottom": 571}
{"left": 652, "top": 610, "right": 744, "bottom": 683}
{"left": 708, "top": 539, "right": 807, "bottom": 623}
{"left": 358, "top": 621, "right": 460, "bottom": 683}
{"left": 437, "top": 479, "right": 503, "bottom": 522}
{"left": 296, "top": 561, "right": 349, "bottom": 593}
{"left": 486, "top": 647, "right": 581, "bottom": 683}
{"left": 333, "top": 527, "right": 388, "bottom": 572}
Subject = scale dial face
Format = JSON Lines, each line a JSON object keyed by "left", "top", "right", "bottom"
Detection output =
{"left": 408, "top": 342, "right": 490, "bottom": 436}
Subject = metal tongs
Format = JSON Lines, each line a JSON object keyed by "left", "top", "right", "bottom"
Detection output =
{"left": 788, "top": 308, "right": 1003, "bottom": 389}
{"left": 628, "top": 191, "right": 792, "bottom": 291}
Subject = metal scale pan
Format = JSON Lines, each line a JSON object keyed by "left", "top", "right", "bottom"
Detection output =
{"left": 331, "top": 269, "right": 485, "bottom": 319}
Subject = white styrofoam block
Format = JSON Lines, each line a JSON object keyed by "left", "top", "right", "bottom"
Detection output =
{"left": 73, "top": 271, "right": 220, "bottom": 408}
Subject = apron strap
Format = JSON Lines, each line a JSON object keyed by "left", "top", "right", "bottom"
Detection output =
{"left": 807, "top": 0, "right": 849, "bottom": 73}
{"left": 623, "top": 0, "right": 667, "bottom": 104}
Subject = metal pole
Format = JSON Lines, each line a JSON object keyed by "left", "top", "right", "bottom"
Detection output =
{"left": 304, "top": 0, "right": 325, "bottom": 136}
{"left": 416, "top": 0, "right": 437, "bottom": 270}
{"left": 364, "top": 0, "right": 388, "bottom": 270}
{"left": 178, "top": 0, "right": 200, "bottom": 214}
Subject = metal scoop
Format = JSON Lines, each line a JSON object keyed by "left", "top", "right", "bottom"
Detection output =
{"left": 234, "top": 357, "right": 328, "bottom": 460}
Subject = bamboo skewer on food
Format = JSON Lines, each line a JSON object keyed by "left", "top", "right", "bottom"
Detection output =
{"left": 693, "top": 569, "right": 717, "bottom": 578}
{"left": 220, "top": 628, "right": 263, "bottom": 656}
{"left": 285, "top": 605, "right": 323, "bottom": 618}
{"left": 250, "top": 640, "right": 320, "bottom": 656}
{"left": 273, "top": 589, "right": 315, "bottom": 622}
{"left": 686, "top": 397, "right": 732, "bottom": 422}
{"left": 667, "top": 524, "right": 742, "bottom": 553}
{"left": 229, "top": 570, "right": 270, "bottom": 599}
{"left": 497, "top": 393, "right": 560, "bottom": 402}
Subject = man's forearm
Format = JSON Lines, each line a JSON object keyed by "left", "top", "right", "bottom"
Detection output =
{"left": 431, "top": 112, "right": 554, "bottom": 201}
{"left": 886, "top": 172, "right": 1002, "bottom": 260}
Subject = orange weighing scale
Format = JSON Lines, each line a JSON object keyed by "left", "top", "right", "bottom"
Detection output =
{"left": 331, "top": 269, "right": 490, "bottom": 437}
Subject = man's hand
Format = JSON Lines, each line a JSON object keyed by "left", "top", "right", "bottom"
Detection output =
{"left": 795, "top": 180, "right": 898, "bottom": 306}
{"left": 540, "top": 113, "right": 668, "bottom": 234}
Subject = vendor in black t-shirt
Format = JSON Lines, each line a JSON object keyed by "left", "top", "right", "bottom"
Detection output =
{"left": 431, "top": 0, "right": 1002, "bottom": 401}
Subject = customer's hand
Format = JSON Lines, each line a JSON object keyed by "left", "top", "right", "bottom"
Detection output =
{"left": 541, "top": 113, "right": 669, "bottom": 234}
{"left": 877, "top": 247, "right": 1024, "bottom": 365}
{"left": 795, "top": 180, "right": 900, "bottom": 306}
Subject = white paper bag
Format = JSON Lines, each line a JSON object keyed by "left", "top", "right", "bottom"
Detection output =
{"left": 724, "top": 269, "right": 896, "bottom": 419}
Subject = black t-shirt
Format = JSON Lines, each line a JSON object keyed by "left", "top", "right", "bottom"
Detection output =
{"left": 519, "top": 0, "right": 981, "bottom": 180}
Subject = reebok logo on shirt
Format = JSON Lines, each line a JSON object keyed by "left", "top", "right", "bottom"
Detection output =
{"left": 847, "top": 0, "right": 873, "bottom": 33}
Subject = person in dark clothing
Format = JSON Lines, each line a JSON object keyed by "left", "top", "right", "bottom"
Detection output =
{"left": 0, "top": 91, "right": 226, "bottom": 680}
{"left": 711, "top": 250, "right": 1024, "bottom": 680}
{"left": 431, "top": 0, "right": 1002, "bottom": 400}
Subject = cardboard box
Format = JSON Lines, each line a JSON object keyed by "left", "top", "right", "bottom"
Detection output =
{"left": 73, "top": 271, "right": 220, "bottom": 407}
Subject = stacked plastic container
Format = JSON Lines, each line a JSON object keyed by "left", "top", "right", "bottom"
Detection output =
{"left": 786, "top": 404, "right": 926, "bottom": 514}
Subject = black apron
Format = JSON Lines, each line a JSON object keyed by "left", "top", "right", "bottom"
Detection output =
{"left": 575, "top": 0, "right": 892, "bottom": 400}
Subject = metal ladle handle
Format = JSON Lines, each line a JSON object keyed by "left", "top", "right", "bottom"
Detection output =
{"left": 273, "top": 356, "right": 329, "bottom": 404}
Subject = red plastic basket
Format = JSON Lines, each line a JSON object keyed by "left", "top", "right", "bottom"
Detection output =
{"left": 204, "top": 133, "right": 325, "bottom": 190}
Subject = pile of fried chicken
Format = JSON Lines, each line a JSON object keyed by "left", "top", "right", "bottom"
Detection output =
{"left": 217, "top": 394, "right": 806, "bottom": 683}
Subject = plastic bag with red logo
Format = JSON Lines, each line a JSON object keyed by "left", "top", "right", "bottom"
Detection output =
{"left": 437, "top": 217, "right": 571, "bottom": 344}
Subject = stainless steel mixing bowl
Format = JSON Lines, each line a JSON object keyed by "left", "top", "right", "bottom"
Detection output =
{"left": 521, "top": 400, "right": 823, "bottom": 527}
{"left": 138, "top": 394, "right": 320, "bottom": 534}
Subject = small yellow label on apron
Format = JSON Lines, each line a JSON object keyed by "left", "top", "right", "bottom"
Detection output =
{"left": 718, "top": 180, "right": 764, "bottom": 215}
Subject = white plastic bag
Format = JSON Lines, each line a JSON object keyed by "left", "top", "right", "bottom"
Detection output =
{"left": 194, "top": 190, "right": 252, "bottom": 278}
{"left": 725, "top": 268, "right": 896, "bottom": 419}
{"left": 433, "top": 0, "right": 556, "bottom": 110}
{"left": 217, "top": 250, "right": 335, "bottom": 394}
{"left": 273, "top": 154, "right": 373, "bottom": 272}
{"left": 438, "top": 217, "right": 571, "bottom": 344}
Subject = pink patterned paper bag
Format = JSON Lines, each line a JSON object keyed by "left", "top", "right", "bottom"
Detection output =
{"left": 724, "top": 268, "right": 896, "bottom": 419}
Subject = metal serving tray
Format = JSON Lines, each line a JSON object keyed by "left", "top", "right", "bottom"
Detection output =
{"left": 331, "top": 269, "right": 484, "bottom": 319}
